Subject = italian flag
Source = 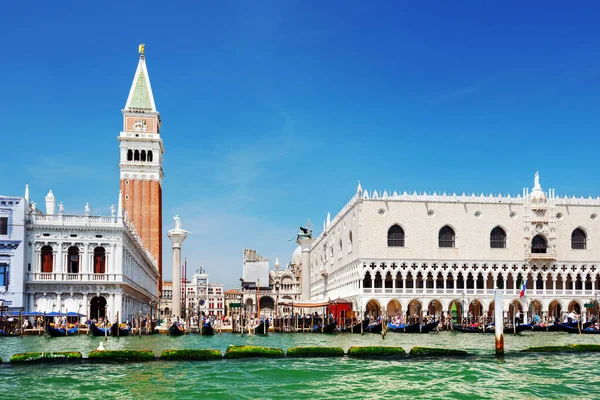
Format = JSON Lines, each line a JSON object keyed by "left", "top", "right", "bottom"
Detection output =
{"left": 519, "top": 282, "right": 526, "bottom": 299}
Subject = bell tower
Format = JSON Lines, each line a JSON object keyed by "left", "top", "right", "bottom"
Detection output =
{"left": 118, "top": 44, "right": 164, "bottom": 291}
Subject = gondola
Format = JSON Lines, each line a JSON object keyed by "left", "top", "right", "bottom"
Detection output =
{"left": 111, "top": 323, "right": 132, "bottom": 337}
{"left": 503, "top": 324, "right": 533, "bottom": 334}
{"left": 531, "top": 324, "right": 562, "bottom": 332}
{"left": 168, "top": 322, "right": 185, "bottom": 336}
{"left": 365, "top": 322, "right": 383, "bottom": 334}
{"left": 419, "top": 320, "right": 439, "bottom": 333}
{"left": 46, "top": 325, "right": 79, "bottom": 337}
{"left": 312, "top": 321, "right": 337, "bottom": 333}
{"left": 452, "top": 324, "right": 488, "bottom": 333}
{"left": 254, "top": 319, "right": 269, "bottom": 335}
{"left": 202, "top": 322, "right": 215, "bottom": 336}
{"left": 347, "top": 319, "right": 369, "bottom": 333}
{"left": 90, "top": 323, "right": 110, "bottom": 337}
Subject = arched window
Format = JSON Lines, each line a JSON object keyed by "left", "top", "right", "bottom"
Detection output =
{"left": 387, "top": 225, "right": 405, "bottom": 247}
{"left": 147, "top": 150, "right": 153, "bottom": 162}
{"left": 348, "top": 231, "right": 353, "bottom": 252}
{"left": 67, "top": 246, "right": 80, "bottom": 274}
{"left": 141, "top": 150, "right": 147, "bottom": 162}
{"left": 571, "top": 228, "right": 586, "bottom": 250}
{"left": 490, "top": 227, "right": 506, "bottom": 248}
{"left": 338, "top": 239, "right": 342, "bottom": 254}
{"left": 134, "top": 150, "right": 140, "bottom": 161}
{"left": 531, "top": 235, "right": 547, "bottom": 253}
{"left": 93, "top": 246, "right": 106, "bottom": 274}
{"left": 127, "top": 149, "right": 133, "bottom": 161}
{"left": 439, "top": 226, "right": 455, "bottom": 248}
{"left": 41, "top": 245, "right": 53, "bottom": 273}
{"left": 363, "top": 271, "right": 372, "bottom": 288}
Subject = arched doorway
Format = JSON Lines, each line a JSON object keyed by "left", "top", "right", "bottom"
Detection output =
{"left": 90, "top": 296, "right": 107, "bottom": 320}
{"left": 468, "top": 300, "right": 484, "bottom": 323}
{"left": 387, "top": 299, "right": 401, "bottom": 315}
{"left": 508, "top": 300, "right": 524, "bottom": 324}
{"left": 259, "top": 296, "right": 275, "bottom": 312}
{"left": 448, "top": 300, "right": 463, "bottom": 323}
{"left": 365, "top": 299, "right": 381, "bottom": 319}
{"left": 407, "top": 299, "right": 423, "bottom": 322}
{"left": 548, "top": 300, "right": 561, "bottom": 321}
{"left": 530, "top": 300, "right": 543, "bottom": 322}
{"left": 427, "top": 300, "right": 442, "bottom": 318}
{"left": 568, "top": 300, "right": 581, "bottom": 314}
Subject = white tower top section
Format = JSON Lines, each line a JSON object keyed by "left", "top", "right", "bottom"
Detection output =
{"left": 124, "top": 48, "right": 156, "bottom": 112}
{"left": 119, "top": 45, "right": 164, "bottom": 184}
{"left": 529, "top": 171, "right": 547, "bottom": 204}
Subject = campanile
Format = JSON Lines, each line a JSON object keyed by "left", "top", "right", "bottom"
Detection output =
{"left": 118, "top": 44, "right": 164, "bottom": 291}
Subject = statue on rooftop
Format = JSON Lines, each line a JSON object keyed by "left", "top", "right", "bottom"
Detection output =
{"left": 297, "top": 219, "right": 313, "bottom": 240}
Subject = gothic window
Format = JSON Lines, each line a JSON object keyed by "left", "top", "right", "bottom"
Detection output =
{"left": 490, "top": 227, "right": 507, "bottom": 248}
{"left": 0, "top": 217, "right": 7, "bottom": 235}
{"left": 127, "top": 149, "right": 133, "bottom": 161}
{"left": 134, "top": 150, "right": 140, "bottom": 161}
{"left": 94, "top": 246, "right": 106, "bottom": 274}
{"left": 68, "top": 246, "right": 80, "bottom": 274}
{"left": 571, "top": 228, "right": 586, "bottom": 250}
{"left": 363, "top": 271, "right": 372, "bottom": 288}
{"left": 531, "top": 235, "right": 547, "bottom": 253}
{"left": 439, "top": 226, "right": 455, "bottom": 248}
{"left": 41, "top": 245, "right": 53, "bottom": 273}
{"left": 387, "top": 225, "right": 405, "bottom": 247}
{"left": 141, "top": 150, "right": 147, "bottom": 162}
{"left": 374, "top": 271, "right": 383, "bottom": 288}
{"left": 148, "top": 150, "right": 153, "bottom": 162}
{"left": 0, "top": 264, "right": 7, "bottom": 287}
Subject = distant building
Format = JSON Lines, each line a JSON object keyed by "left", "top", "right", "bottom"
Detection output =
{"left": 240, "top": 249, "right": 301, "bottom": 317}
{"left": 162, "top": 268, "right": 225, "bottom": 318}
{"left": 224, "top": 288, "right": 241, "bottom": 317}
{"left": 25, "top": 188, "right": 159, "bottom": 321}
{"left": 0, "top": 193, "right": 27, "bottom": 311}
{"left": 304, "top": 173, "right": 600, "bottom": 322}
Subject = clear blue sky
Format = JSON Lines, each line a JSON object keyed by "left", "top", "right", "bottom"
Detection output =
{"left": 2, "top": 2, "right": 600, "bottom": 289}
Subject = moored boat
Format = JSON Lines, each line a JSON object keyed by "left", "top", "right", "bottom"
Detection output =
{"left": 365, "top": 322, "right": 383, "bottom": 334}
{"left": 503, "top": 324, "right": 533, "bottom": 334}
{"left": 202, "top": 322, "right": 215, "bottom": 336}
{"left": 168, "top": 322, "right": 185, "bottom": 336}
{"left": 254, "top": 319, "right": 269, "bottom": 335}
{"left": 452, "top": 324, "right": 488, "bottom": 333}
{"left": 348, "top": 319, "right": 369, "bottom": 333}
{"left": 531, "top": 323, "right": 562, "bottom": 332}
{"left": 111, "top": 323, "right": 132, "bottom": 337}
{"left": 46, "top": 324, "right": 78, "bottom": 337}
{"left": 419, "top": 320, "right": 439, "bottom": 333}
{"left": 90, "top": 323, "right": 110, "bottom": 337}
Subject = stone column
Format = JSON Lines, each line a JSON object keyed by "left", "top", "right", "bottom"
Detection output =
{"left": 82, "top": 293, "right": 88, "bottom": 323}
{"left": 56, "top": 293, "right": 62, "bottom": 313}
{"left": 57, "top": 245, "right": 63, "bottom": 274}
{"left": 83, "top": 245, "right": 89, "bottom": 274}
{"left": 28, "top": 293, "right": 34, "bottom": 312}
{"left": 297, "top": 237, "right": 315, "bottom": 301}
{"left": 114, "top": 292, "right": 123, "bottom": 323}
{"left": 167, "top": 217, "right": 190, "bottom": 318}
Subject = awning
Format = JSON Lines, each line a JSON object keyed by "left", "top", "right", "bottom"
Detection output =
{"left": 229, "top": 303, "right": 242, "bottom": 308}
{"left": 278, "top": 298, "right": 353, "bottom": 308}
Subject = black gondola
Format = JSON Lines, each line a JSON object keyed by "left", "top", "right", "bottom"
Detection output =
{"left": 531, "top": 324, "right": 562, "bottom": 332}
{"left": 202, "top": 322, "right": 215, "bottom": 336}
{"left": 254, "top": 319, "right": 269, "bottom": 335}
{"left": 365, "top": 322, "right": 383, "bottom": 334}
{"left": 347, "top": 319, "right": 369, "bottom": 333}
{"left": 46, "top": 325, "right": 78, "bottom": 337}
{"left": 419, "top": 320, "right": 439, "bottom": 333}
{"left": 321, "top": 321, "right": 337, "bottom": 333}
{"left": 503, "top": 324, "right": 532, "bottom": 334}
{"left": 452, "top": 324, "right": 488, "bottom": 333}
{"left": 168, "top": 322, "right": 185, "bottom": 336}
{"left": 111, "top": 323, "right": 132, "bottom": 337}
{"left": 90, "top": 323, "right": 110, "bottom": 336}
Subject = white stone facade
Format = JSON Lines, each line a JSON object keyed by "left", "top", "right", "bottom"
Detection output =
{"left": 0, "top": 195, "right": 27, "bottom": 311}
{"left": 307, "top": 174, "right": 600, "bottom": 321}
{"left": 25, "top": 190, "right": 159, "bottom": 322}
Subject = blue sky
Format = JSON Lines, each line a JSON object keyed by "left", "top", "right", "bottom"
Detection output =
{"left": 2, "top": 2, "right": 600, "bottom": 288}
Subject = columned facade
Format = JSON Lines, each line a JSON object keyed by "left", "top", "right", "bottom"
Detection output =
{"left": 306, "top": 174, "right": 600, "bottom": 322}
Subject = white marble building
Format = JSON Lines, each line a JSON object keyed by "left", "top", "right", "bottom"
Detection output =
{"left": 306, "top": 173, "right": 600, "bottom": 322}
{"left": 0, "top": 192, "right": 27, "bottom": 311}
{"left": 25, "top": 188, "right": 159, "bottom": 322}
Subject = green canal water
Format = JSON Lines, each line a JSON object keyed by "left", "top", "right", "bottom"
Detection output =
{"left": 1, "top": 331, "right": 600, "bottom": 399}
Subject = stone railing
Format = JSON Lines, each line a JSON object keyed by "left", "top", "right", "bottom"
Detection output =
{"left": 32, "top": 214, "right": 119, "bottom": 226}
{"left": 27, "top": 272, "right": 121, "bottom": 282}
{"left": 362, "top": 287, "right": 597, "bottom": 298}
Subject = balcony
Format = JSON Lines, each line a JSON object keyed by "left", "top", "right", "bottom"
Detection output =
{"left": 527, "top": 252, "right": 557, "bottom": 261}
{"left": 27, "top": 273, "right": 121, "bottom": 282}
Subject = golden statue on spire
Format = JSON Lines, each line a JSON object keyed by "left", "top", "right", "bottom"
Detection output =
{"left": 138, "top": 43, "right": 145, "bottom": 56}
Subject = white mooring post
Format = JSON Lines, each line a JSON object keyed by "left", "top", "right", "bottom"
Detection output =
{"left": 494, "top": 290, "right": 504, "bottom": 356}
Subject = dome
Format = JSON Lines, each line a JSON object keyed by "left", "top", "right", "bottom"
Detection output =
{"left": 291, "top": 245, "right": 302, "bottom": 266}
{"left": 529, "top": 171, "right": 547, "bottom": 204}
